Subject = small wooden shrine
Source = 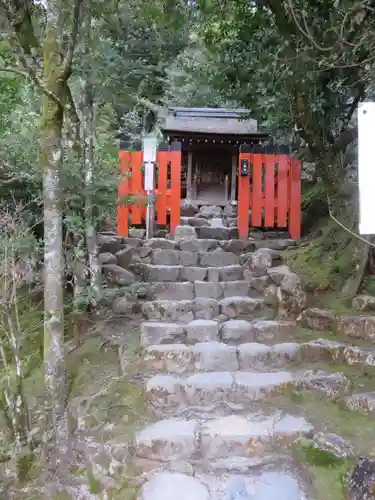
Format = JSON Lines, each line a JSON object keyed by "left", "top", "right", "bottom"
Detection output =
{"left": 162, "top": 107, "right": 268, "bottom": 206}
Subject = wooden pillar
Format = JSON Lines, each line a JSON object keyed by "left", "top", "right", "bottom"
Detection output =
{"left": 231, "top": 152, "right": 237, "bottom": 202}
{"left": 224, "top": 175, "right": 229, "bottom": 202}
{"left": 187, "top": 150, "right": 193, "bottom": 200}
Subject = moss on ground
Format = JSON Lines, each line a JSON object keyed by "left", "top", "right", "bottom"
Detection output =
{"left": 2, "top": 312, "right": 149, "bottom": 499}
{"left": 257, "top": 387, "right": 374, "bottom": 500}
{"left": 292, "top": 441, "right": 352, "bottom": 500}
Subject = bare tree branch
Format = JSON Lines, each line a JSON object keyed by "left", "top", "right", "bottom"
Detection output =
{"left": 60, "top": 0, "right": 83, "bottom": 80}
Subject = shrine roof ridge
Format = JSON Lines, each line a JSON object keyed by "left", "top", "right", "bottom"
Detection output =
{"left": 164, "top": 106, "right": 258, "bottom": 135}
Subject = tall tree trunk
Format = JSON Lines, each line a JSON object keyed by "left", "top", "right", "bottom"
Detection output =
{"left": 82, "top": 0, "right": 101, "bottom": 302}
{"left": 41, "top": 0, "right": 68, "bottom": 452}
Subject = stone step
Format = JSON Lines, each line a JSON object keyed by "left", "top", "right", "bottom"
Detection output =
{"left": 195, "top": 226, "right": 239, "bottom": 240}
{"left": 140, "top": 319, "right": 296, "bottom": 347}
{"left": 134, "top": 412, "right": 313, "bottom": 463}
{"left": 146, "top": 371, "right": 294, "bottom": 410}
{"left": 150, "top": 281, "right": 253, "bottom": 300}
{"left": 141, "top": 297, "right": 272, "bottom": 323}
{"left": 148, "top": 249, "right": 240, "bottom": 267}
{"left": 344, "top": 391, "right": 375, "bottom": 415}
{"left": 139, "top": 469, "right": 312, "bottom": 500}
{"left": 140, "top": 341, "right": 301, "bottom": 373}
{"left": 140, "top": 337, "right": 375, "bottom": 373}
{"left": 301, "top": 338, "right": 375, "bottom": 366}
{"left": 145, "top": 236, "right": 294, "bottom": 253}
{"left": 145, "top": 370, "right": 351, "bottom": 412}
{"left": 143, "top": 264, "right": 244, "bottom": 282}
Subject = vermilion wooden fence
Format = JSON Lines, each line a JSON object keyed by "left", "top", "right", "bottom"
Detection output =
{"left": 238, "top": 144, "right": 301, "bottom": 239}
{"left": 117, "top": 141, "right": 182, "bottom": 236}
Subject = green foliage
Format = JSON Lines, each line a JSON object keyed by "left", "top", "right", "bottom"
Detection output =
{"left": 196, "top": 0, "right": 374, "bottom": 182}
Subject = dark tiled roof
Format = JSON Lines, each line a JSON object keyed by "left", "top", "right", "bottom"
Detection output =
{"left": 164, "top": 107, "right": 258, "bottom": 135}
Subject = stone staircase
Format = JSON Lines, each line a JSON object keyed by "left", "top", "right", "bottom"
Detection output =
{"left": 99, "top": 207, "right": 375, "bottom": 499}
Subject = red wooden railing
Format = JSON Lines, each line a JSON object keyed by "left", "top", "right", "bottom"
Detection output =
{"left": 117, "top": 142, "right": 182, "bottom": 236}
{"left": 238, "top": 145, "right": 301, "bottom": 239}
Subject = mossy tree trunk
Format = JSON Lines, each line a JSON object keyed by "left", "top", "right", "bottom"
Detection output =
{"left": 81, "top": 0, "right": 101, "bottom": 304}
{"left": 40, "top": 0, "right": 80, "bottom": 452}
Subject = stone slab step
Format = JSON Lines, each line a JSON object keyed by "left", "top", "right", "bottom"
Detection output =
{"left": 195, "top": 226, "right": 239, "bottom": 240}
{"left": 301, "top": 338, "right": 375, "bottom": 366}
{"left": 140, "top": 341, "right": 301, "bottom": 373}
{"left": 139, "top": 469, "right": 311, "bottom": 500}
{"left": 141, "top": 297, "right": 271, "bottom": 323}
{"left": 143, "top": 264, "right": 246, "bottom": 283}
{"left": 143, "top": 264, "right": 244, "bottom": 282}
{"left": 150, "top": 281, "right": 253, "bottom": 300}
{"left": 140, "top": 319, "right": 295, "bottom": 347}
{"left": 344, "top": 391, "right": 375, "bottom": 415}
{"left": 134, "top": 412, "right": 313, "bottom": 462}
{"left": 148, "top": 249, "right": 240, "bottom": 267}
{"left": 146, "top": 371, "right": 294, "bottom": 410}
{"left": 146, "top": 237, "right": 277, "bottom": 254}
{"left": 146, "top": 370, "right": 351, "bottom": 412}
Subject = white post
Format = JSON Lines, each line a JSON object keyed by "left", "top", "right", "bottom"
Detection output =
{"left": 358, "top": 103, "right": 375, "bottom": 235}
{"left": 143, "top": 134, "right": 157, "bottom": 239}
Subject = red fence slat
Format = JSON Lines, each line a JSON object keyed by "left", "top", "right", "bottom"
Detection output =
{"left": 251, "top": 153, "right": 263, "bottom": 227}
{"left": 289, "top": 157, "right": 302, "bottom": 239}
{"left": 264, "top": 154, "right": 275, "bottom": 227}
{"left": 276, "top": 154, "right": 288, "bottom": 228}
{"left": 117, "top": 150, "right": 131, "bottom": 237}
{"left": 169, "top": 148, "right": 181, "bottom": 233}
{"left": 117, "top": 143, "right": 182, "bottom": 237}
{"left": 156, "top": 151, "right": 168, "bottom": 225}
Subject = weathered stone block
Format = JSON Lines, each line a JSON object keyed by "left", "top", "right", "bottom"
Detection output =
{"left": 192, "top": 342, "right": 238, "bottom": 371}
{"left": 337, "top": 315, "right": 375, "bottom": 342}
{"left": 140, "top": 472, "right": 210, "bottom": 500}
{"left": 221, "top": 320, "right": 256, "bottom": 343}
{"left": 193, "top": 298, "right": 219, "bottom": 320}
{"left": 102, "top": 264, "right": 135, "bottom": 285}
{"left": 140, "top": 321, "right": 186, "bottom": 347}
{"left": 352, "top": 295, "right": 375, "bottom": 312}
{"left": 238, "top": 343, "right": 270, "bottom": 370}
{"left": 180, "top": 266, "right": 207, "bottom": 282}
{"left": 98, "top": 252, "right": 117, "bottom": 265}
{"left": 194, "top": 281, "right": 223, "bottom": 299}
{"left": 234, "top": 371, "right": 294, "bottom": 400}
{"left": 200, "top": 414, "right": 312, "bottom": 459}
{"left": 179, "top": 250, "right": 199, "bottom": 266}
{"left": 298, "top": 308, "right": 338, "bottom": 331}
{"left": 185, "top": 319, "right": 220, "bottom": 342}
{"left": 200, "top": 251, "right": 239, "bottom": 267}
{"left": 221, "top": 281, "right": 249, "bottom": 298}
{"left": 174, "top": 226, "right": 197, "bottom": 242}
{"left": 142, "top": 300, "right": 194, "bottom": 322}
{"left": 152, "top": 282, "right": 194, "bottom": 301}
{"left": 345, "top": 392, "right": 375, "bottom": 416}
{"left": 152, "top": 249, "right": 180, "bottom": 266}
{"left": 97, "top": 234, "right": 124, "bottom": 254}
{"left": 147, "top": 238, "right": 175, "bottom": 250}
{"left": 144, "top": 264, "right": 181, "bottom": 282}
{"left": 122, "top": 237, "right": 143, "bottom": 248}
{"left": 296, "top": 370, "right": 351, "bottom": 398}
{"left": 134, "top": 419, "right": 198, "bottom": 462}
{"left": 219, "top": 296, "right": 264, "bottom": 318}
{"left": 179, "top": 239, "right": 219, "bottom": 252}
{"left": 218, "top": 265, "right": 244, "bottom": 281}
{"left": 142, "top": 344, "right": 193, "bottom": 373}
